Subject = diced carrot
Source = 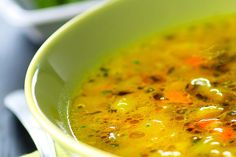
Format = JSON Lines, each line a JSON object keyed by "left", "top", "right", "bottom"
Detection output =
{"left": 185, "top": 55, "right": 205, "bottom": 68}
{"left": 220, "top": 127, "right": 235, "bottom": 141}
{"left": 196, "top": 118, "right": 220, "bottom": 129}
{"left": 165, "top": 90, "right": 191, "bottom": 104}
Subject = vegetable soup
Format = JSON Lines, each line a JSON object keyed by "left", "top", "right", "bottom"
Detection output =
{"left": 69, "top": 16, "right": 236, "bottom": 157}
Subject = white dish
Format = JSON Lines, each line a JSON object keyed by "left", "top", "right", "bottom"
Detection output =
{"left": 0, "top": 0, "right": 106, "bottom": 43}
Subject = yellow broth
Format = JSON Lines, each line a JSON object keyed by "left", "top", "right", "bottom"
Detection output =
{"left": 69, "top": 16, "right": 236, "bottom": 157}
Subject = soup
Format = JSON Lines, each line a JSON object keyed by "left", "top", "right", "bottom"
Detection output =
{"left": 69, "top": 16, "right": 236, "bottom": 157}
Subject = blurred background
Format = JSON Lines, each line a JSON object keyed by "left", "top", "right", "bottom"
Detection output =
{"left": 0, "top": 0, "right": 104, "bottom": 156}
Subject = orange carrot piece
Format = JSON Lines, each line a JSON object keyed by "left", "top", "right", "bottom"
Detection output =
{"left": 221, "top": 127, "right": 235, "bottom": 141}
{"left": 196, "top": 118, "right": 220, "bottom": 129}
{"left": 185, "top": 55, "right": 205, "bottom": 68}
{"left": 165, "top": 90, "right": 191, "bottom": 103}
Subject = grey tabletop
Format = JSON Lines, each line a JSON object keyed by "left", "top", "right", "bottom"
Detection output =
{"left": 0, "top": 16, "right": 39, "bottom": 156}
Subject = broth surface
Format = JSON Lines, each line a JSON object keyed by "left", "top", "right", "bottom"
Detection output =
{"left": 69, "top": 16, "right": 236, "bottom": 157}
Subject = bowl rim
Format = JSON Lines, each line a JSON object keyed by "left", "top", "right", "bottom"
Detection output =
{"left": 24, "top": 0, "right": 121, "bottom": 156}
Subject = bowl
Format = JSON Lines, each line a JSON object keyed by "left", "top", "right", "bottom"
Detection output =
{"left": 25, "top": 0, "right": 236, "bottom": 156}
{"left": 0, "top": 0, "right": 106, "bottom": 43}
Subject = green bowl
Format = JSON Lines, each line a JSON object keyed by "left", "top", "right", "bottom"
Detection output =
{"left": 25, "top": 0, "right": 236, "bottom": 156}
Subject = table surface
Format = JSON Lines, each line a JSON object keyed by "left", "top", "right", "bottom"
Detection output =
{"left": 0, "top": 16, "right": 39, "bottom": 156}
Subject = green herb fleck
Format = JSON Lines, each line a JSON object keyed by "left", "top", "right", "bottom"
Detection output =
{"left": 132, "top": 60, "right": 141, "bottom": 65}
{"left": 100, "top": 67, "right": 109, "bottom": 77}
{"left": 101, "top": 90, "right": 113, "bottom": 95}
{"left": 145, "top": 123, "right": 151, "bottom": 127}
{"left": 111, "top": 143, "right": 119, "bottom": 147}
{"left": 146, "top": 87, "right": 155, "bottom": 93}
{"left": 80, "top": 125, "right": 86, "bottom": 128}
